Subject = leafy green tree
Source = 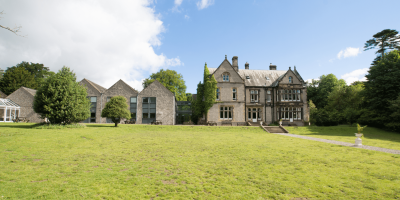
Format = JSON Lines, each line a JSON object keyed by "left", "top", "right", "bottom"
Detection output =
{"left": 204, "top": 74, "right": 217, "bottom": 116}
{"left": 0, "top": 68, "right": 5, "bottom": 79}
{"left": 361, "top": 50, "right": 400, "bottom": 128}
{"left": 308, "top": 100, "right": 317, "bottom": 125}
{"left": 101, "top": 96, "right": 131, "bottom": 127}
{"left": 33, "top": 67, "right": 90, "bottom": 124}
{"left": 307, "top": 74, "right": 345, "bottom": 109}
{"left": 364, "top": 29, "right": 400, "bottom": 59}
{"left": 386, "top": 95, "right": 400, "bottom": 131}
{"left": 186, "top": 93, "right": 193, "bottom": 101}
{"left": 14, "top": 61, "right": 54, "bottom": 88}
{"left": 142, "top": 69, "right": 187, "bottom": 101}
{"left": 0, "top": 66, "right": 37, "bottom": 95}
{"left": 191, "top": 81, "right": 204, "bottom": 124}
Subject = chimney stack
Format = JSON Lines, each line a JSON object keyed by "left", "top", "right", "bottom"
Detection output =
{"left": 245, "top": 62, "right": 249, "bottom": 70}
{"left": 232, "top": 56, "right": 238, "bottom": 72}
{"left": 269, "top": 63, "right": 277, "bottom": 70}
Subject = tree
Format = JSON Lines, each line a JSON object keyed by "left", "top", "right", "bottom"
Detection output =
{"left": 0, "top": 66, "right": 37, "bottom": 95}
{"left": 186, "top": 93, "right": 193, "bottom": 101}
{"left": 33, "top": 67, "right": 91, "bottom": 124}
{"left": 361, "top": 50, "right": 400, "bottom": 128}
{"left": 0, "top": 68, "right": 4, "bottom": 79}
{"left": 364, "top": 29, "right": 400, "bottom": 59}
{"left": 308, "top": 100, "right": 317, "bottom": 125}
{"left": 307, "top": 74, "right": 345, "bottom": 109}
{"left": 14, "top": 61, "right": 54, "bottom": 88}
{"left": 0, "top": 11, "right": 23, "bottom": 36}
{"left": 386, "top": 95, "right": 400, "bottom": 131}
{"left": 101, "top": 96, "right": 131, "bottom": 127}
{"left": 142, "top": 69, "right": 187, "bottom": 101}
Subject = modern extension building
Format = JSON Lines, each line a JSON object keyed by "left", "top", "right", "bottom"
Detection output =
{"left": 79, "top": 79, "right": 176, "bottom": 125}
{"left": 206, "top": 55, "right": 309, "bottom": 126}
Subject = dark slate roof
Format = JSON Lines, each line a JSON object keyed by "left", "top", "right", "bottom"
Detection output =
{"left": 81, "top": 78, "right": 107, "bottom": 93}
{"left": 209, "top": 68, "right": 287, "bottom": 87}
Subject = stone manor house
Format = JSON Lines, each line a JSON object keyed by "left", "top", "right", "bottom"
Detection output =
{"left": 1, "top": 55, "right": 309, "bottom": 126}
{"left": 206, "top": 55, "right": 309, "bottom": 126}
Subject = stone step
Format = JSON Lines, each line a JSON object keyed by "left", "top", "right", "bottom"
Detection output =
{"left": 265, "top": 126, "right": 286, "bottom": 133}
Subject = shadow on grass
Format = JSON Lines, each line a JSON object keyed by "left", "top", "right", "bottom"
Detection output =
{"left": 294, "top": 126, "right": 400, "bottom": 143}
{"left": 0, "top": 123, "right": 40, "bottom": 129}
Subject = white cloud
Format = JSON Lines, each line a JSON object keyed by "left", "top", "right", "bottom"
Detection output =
{"left": 184, "top": 15, "right": 190, "bottom": 20}
{"left": 196, "top": 0, "right": 215, "bottom": 10}
{"left": 337, "top": 47, "right": 362, "bottom": 59}
{"left": 174, "top": 0, "right": 183, "bottom": 6}
{"left": 0, "top": 0, "right": 181, "bottom": 91}
{"left": 341, "top": 68, "right": 368, "bottom": 85}
{"left": 305, "top": 78, "right": 320, "bottom": 85}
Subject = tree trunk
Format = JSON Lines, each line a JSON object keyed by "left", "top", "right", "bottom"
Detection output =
{"left": 115, "top": 122, "right": 118, "bottom": 127}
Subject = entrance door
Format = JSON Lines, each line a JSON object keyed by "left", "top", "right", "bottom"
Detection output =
{"left": 252, "top": 109, "right": 257, "bottom": 122}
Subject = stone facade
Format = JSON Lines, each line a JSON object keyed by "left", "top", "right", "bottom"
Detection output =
{"left": 137, "top": 80, "right": 175, "bottom": 125}
{"left": 207, "top": 56, "right": 309, "bottom": 126}
{"left": 79, "top": 79, "right": 175, "bottom": 125}
{"left": 6, "top": 87, "right": 44, "bottom": 123}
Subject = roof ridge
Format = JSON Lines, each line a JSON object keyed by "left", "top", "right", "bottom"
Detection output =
{"left": 82, "top": 78, "right": 105, "bottom": 93}
{"left": 107, "top": 79, "right": 139, "bottom": 93}
{"left": 20, "top": 86, "right": 37, "bottom": 96}
{"left": 139, "top": 79, "right": 174, "bottom": 96}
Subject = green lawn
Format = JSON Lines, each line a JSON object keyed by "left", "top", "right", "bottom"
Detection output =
{"left": 1, "top": 123, "right": 400, "bottom": 199}
{"left": 286, "top": 125, "right": 400, "bottom": 151}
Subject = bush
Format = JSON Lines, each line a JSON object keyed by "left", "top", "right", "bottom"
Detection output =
{"left": 315, "top": 109, "right": 339, "bottom": 126}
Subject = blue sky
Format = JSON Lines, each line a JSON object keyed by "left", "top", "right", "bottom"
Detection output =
{"left": 153, "top": 0, "right": 400, "bottom": 93}
{"left": 1, "top": 0, "right": 399, "bottom": 93}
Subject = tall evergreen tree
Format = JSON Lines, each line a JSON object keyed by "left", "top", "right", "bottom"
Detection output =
{"left": 33, "top": 67, "right": 91, "bottom": 124}
{"left": 364, "top": 29, "right": 400, "bottom": 59}
{"left": 360, "top": 50, "right": 400, "bottom": 128}
{"left": 0, "top": 66, "right": 37, "bottom": 95}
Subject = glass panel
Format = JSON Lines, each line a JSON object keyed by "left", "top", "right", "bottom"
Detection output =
{"left": 251, "top": 90, "right": 254, "bottom": 94}
{"left": 143, "top": 108, "right": 148, "bottom": 113}
{"left": 248, "top": 111, "right": 251, "bottom": 119}
{"left": 293, "top": 112, "right": 297, "bottom": 119}
{"left": 91, "top": 113, "right": 96, "bottom": 118}
{"left": 107, "top": 97, "right": 111, "bottom": 102}
{"left": 150, "top": 97, "right": 156, "bottom": 103}
{"left": 253, "top": 108, "right": 256, "bottom": 111}
{"left": 267, "top": 90, "right": 271, "bottom": 94}
{"left": 225, "top": 107, "right": 228, "bottom": 110}
{"left": 150, "top": 108, "right": 156, "bottom": 113}
{"left": 131, "top": 113, "right": 136, "bottom": 119}
{"left": 91, "top": 97, "right": 97, "bottom": 102}
{"left": 221, "top": 111, "right": 223, "bottom": 119}
{"left": 253, "top": 112, "right": 256, "bottom": 119}
{"left": 150, "top": 113, "right": 156, "bottom": 118}
{"left": 130, "top": 108, "right": 136, "bottom": 113}
{"left": 150, "top": 104, "right": 156, "bottom": 108}
{"left": 227, "top": 75, "right": 229, "bottom": 81}
{"left": 289, "top": 94, "right": 292, "bottom": 100}
{"left": 233, "top": 93, "right": 236, "bottom": 99}
{"left": 143, "top": 98, "right": 148, "bottom": 103}
{"left": 221, "top": 107, "right": 224, "bottom": 111}
{"left": 233, "top": 88, "right": 236, "bottom": 92}
{"left": 143, "top": 113, "right": 148, "bottom": 119}
{"left": 224, "top": 111, "right": 227, "bottom": 118}
{"left": 131, "top": 104, "right": 137, "bottom": 108}
{"left": 131, "top": 97, "right": 137, "bottom": 103}
{"left": 90, "top": 118, "right": 96, "bottom": 123}
{"left": 248, "top": 108, "right": 251, "bottom": 111}
{"left": 228, "top": 111, "right": 232, "bottom": 119}
{"left": 217, "top": 88, "right": 220, "bottom": 92}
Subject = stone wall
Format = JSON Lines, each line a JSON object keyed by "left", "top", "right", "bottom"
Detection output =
{"left": 137, "top": 80, "right": 175, "bottom": 125}
{"left": 79, "top": 79, "right": 102, "bottom": 123}
{"left": 7, "top": 87, "right": 44, "bottom": 123}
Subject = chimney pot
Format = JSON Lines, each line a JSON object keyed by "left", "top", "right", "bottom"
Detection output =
{"left": 245, "top": 62, "right": 249, "bottom": 70}
{"left": 232, "top": 56, "right": 238, "bottom": 72}
{"left": 269, "top": 63, "right": 277, "bottom": 70}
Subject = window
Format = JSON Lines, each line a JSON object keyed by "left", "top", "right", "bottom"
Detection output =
{"left": 278, "top": 107, "right": 302, "bottom": 120}
{"left": 289, "top": 76, "right": 293, "bottom": 83}
{"left": 246, "top": 76, "right": 250, "bottom": 79}
{"left": 297, "top": 90, "right": 301, "bottom": 101}
{"left": 257, "top": 108, "right": 262, "bottom": 120}
{"left": 220, "top": 106, "right": 233, "bottom": 120}
{"left": 232, "top": 88, "right": 237, "bottom": 100}
{"left": 278, "top": 89, "right": 301, "bottom": 102}
{"left": 267, "top": 90, "right": 271, "bottom": 102}
{"left": 84, "top": 96, "right": 97, "bottom": 123}
{"left": 142, "top": 97, "right": 156, "bottom": 124}
{"left": 248, "top": 108, "right": 251, "bottom": 119}
{"left": 250, "top": 90, "right": 259, "bottom": 102}
{"left": 130, "top": 97, "right": 137, "bottom": 121}
{"left": 107, "top": 97, "right": 111, "bottom": 102}
{"left": 265, "top": 76, "right": 270, "bottom": 80}
{"left": 223, "top": 73, "right": 230, "bottom": 82}
{"left": 216, "top": 88, "right": 220, "bottom": 100}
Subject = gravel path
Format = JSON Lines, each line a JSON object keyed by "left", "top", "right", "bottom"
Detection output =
{"left": 273, "top": 133, "right": 400, "bottom": 155}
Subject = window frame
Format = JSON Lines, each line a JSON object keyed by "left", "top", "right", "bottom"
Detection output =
{"left": 232, "top": 88, "right": 237, "bottom": 100}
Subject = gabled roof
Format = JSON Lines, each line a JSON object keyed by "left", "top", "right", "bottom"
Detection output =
{"left": 0, "top": 90, "right": 7, "bottom": 98}
{"left": 209, "top": 58, "right": 244, "bottom": 81}
{"left": 21, "top": 87, "right": 37, "bottom": 96}
{"left": 107, "top": 79, "right": 139, "bottom": 93}
{"left": 209, "top": 67, "right": 286, "bottom": 87}
{"left": 81, "top": 78, "right": 107, "bottom": 93}
{"left": 270, "top": 68, "right": 306, "bottom": 87}
{"left": 139, "top": 79, "right": 174, "bottom": 96}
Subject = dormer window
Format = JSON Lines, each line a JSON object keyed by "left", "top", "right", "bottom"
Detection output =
{"left": 223, "top": 72, "right": 230, "bottom": 82}
{"left": 289, "top": 76, "right": 293, "bottom": 83}
{"left": 246, "top": 76, "right": 250, "bottom": 79}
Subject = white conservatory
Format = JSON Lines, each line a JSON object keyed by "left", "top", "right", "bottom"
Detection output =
{"left": 0, "top": 98, "right": 21, "bottom": 122}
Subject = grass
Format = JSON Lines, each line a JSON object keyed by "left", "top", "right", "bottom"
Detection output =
{"left": 286, "top": 125, "right": 400, "bottom": 151}
{"left": 0, "top": 123, "right": 400, "bottom": 199}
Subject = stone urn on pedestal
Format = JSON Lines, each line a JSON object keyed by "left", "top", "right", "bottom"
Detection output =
{"left": 355, "top": 124, "right": 367, "bottom": 146}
